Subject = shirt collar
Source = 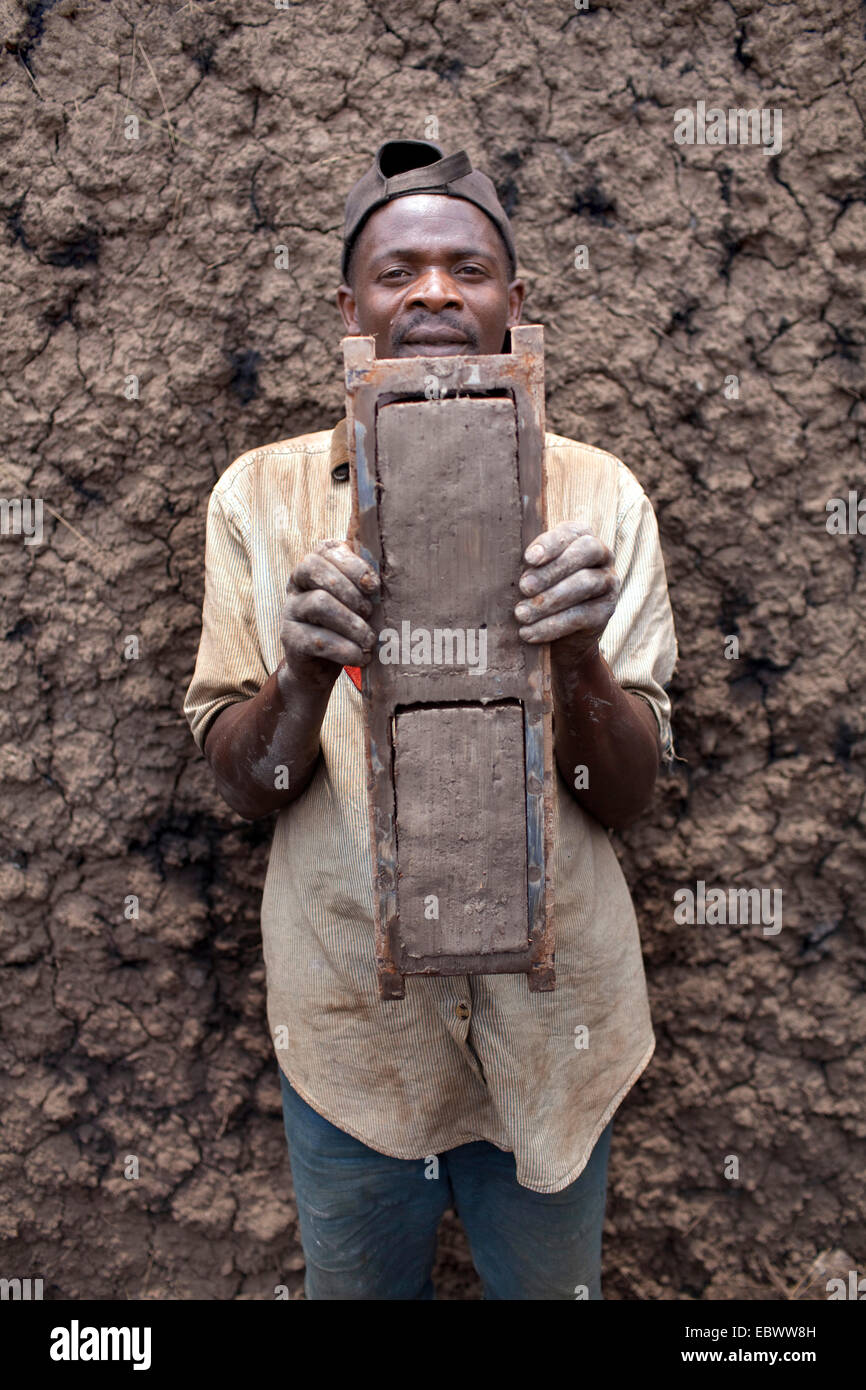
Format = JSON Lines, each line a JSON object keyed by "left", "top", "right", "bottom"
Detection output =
{"left": 330, "top": 418, "right": 349, "bottom": 482}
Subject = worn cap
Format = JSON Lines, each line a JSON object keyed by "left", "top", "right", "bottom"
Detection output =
{"left": 342, "top": 139, "right": 517, "bottom": 280}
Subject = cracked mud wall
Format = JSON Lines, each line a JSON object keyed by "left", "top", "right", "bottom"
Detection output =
{"left": 1, "top": 0, "right": 864, "bottom": 1300}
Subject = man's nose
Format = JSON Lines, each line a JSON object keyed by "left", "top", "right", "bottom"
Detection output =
{"left": 406, "top": 268, "right": 463, "bottom": 312}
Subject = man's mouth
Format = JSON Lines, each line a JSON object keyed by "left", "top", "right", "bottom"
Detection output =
{"left": 399, "top": 326, "right": 471, "bottom": 355}
{"left": 403, "top": 327, "right": 468, "bottom": 344}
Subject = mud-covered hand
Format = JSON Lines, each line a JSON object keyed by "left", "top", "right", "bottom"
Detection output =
{"left": 514, "top": 519, "right": 620, "bottom": 669}
{"left": 281, "top": 539, "right": 380, "bottom": 677}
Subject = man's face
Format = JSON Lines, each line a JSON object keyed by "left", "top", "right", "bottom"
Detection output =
{"left": 337, "top": 194, "right": 525, "bottom": 358}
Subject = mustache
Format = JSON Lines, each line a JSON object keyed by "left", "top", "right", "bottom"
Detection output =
{"left": 392, "top": 313, "right": 479, "bottom": 350}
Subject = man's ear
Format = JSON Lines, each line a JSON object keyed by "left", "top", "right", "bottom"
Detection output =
{"left": 336, "top": 284, "right": 361, "bottom": 334}
{"left": 507, "top": 277, "right": 526, "bottom": 328}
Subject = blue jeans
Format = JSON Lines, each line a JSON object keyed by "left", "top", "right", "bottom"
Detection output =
{"left": 279, "top": 1067, "right": 613, "bottom": 1300}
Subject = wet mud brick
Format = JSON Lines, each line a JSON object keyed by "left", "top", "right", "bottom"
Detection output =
{"left": 343, "top": 325, "right": 555, "bottom": 1000}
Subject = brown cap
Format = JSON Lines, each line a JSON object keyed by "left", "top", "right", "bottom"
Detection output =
{"left": 342, "top": 139, "right": 517, "bottom": 280}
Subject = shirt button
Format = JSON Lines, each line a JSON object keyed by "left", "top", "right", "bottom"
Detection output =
{"left": 455, "top": 1002, "right": 471, "bottom": 1020}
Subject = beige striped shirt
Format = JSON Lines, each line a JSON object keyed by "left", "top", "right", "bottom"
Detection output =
{"left": 183, "top": 418, "right": 678, "bottom": 1193}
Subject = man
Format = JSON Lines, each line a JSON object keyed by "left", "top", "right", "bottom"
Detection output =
{"left": 184, "top": 139, "right": 678, "bottom": 1301}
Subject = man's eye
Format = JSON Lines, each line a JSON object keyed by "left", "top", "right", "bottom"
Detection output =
{"left": 457, "top": 264, "right": 485, "bottom": 276}
{"left": 380, "top": 267, "right": 411, "bottom": 280}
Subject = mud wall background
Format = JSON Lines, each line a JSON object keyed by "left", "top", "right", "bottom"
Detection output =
{"left": 1, "top": 0, "right": 864, "bottom": 1300}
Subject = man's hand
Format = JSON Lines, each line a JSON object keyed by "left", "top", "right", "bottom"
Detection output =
{"left": 203, "top": 539, "right": 379, "bottom": 821}
{"left": 281, "top": 540, "right": 380, "bottom": 681}
{"left": 513, "top": 518, "right": 659, "bottom": 830}
{"left": 514, "top": 519, "right": 620, "bottom": 668}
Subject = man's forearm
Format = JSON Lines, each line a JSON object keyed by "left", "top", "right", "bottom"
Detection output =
{"left": 551, "top": 643, "right": 661, "bottom": 830}
{"left": 203, "top": 658, "right": 337, "bottom": 820}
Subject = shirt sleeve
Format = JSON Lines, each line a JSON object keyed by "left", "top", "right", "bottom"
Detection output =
{"left": 182, "top": 487, "right": 269, "bottom": 753}
{"left": 598, "top": 488, "right": 679, "bottom": 762}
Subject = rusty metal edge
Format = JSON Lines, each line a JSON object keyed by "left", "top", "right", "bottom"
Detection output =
{"left": 344, "top": 340, "right": 404, "bottom": 1000}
